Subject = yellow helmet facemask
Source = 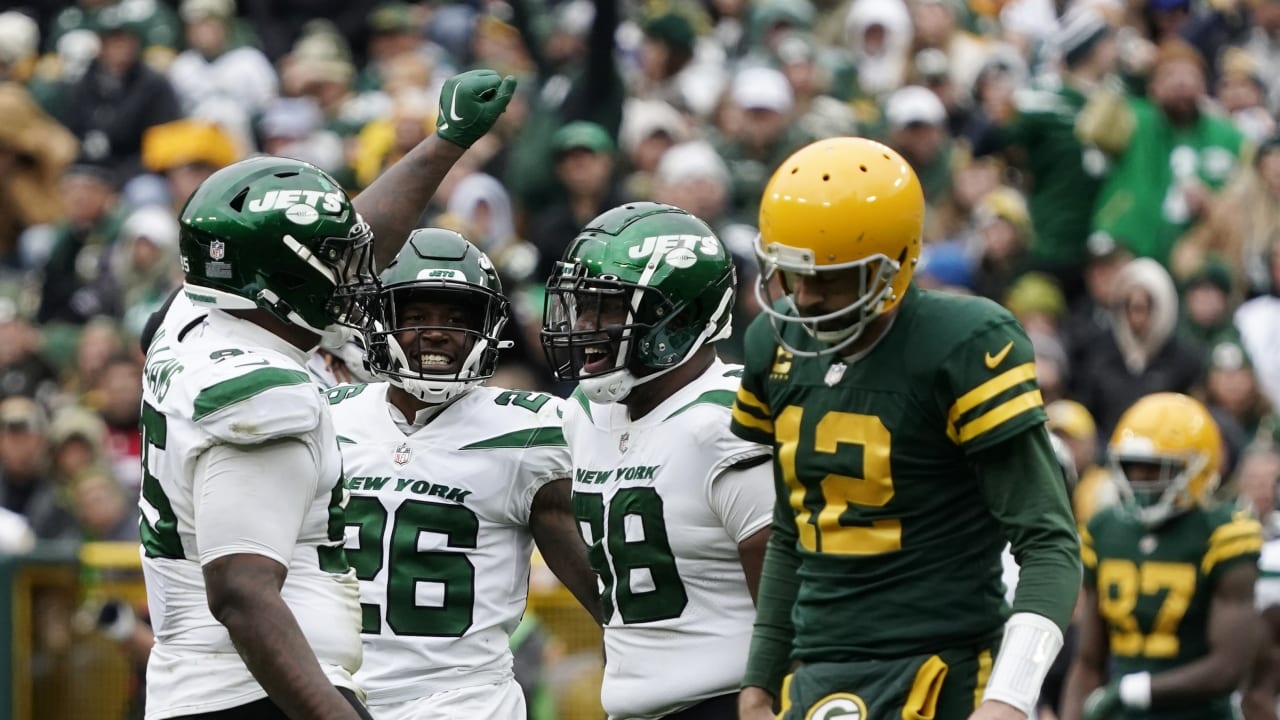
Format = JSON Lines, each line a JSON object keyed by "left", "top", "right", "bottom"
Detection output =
{"left": 755, "top": 137, "right": 925, "bottom": 357}
{"left": 1108, "top": 393, "right": 1223, "bottom": 528}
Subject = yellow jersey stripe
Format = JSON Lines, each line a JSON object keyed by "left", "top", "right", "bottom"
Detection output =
{"left": 1201, "top": 535, "right": 1264, "bottom": 575}
{"left": 1208, "top": 517, "right": 1264, "bottom": 548}
{"left": 956, "top": 389, "right": 1044, "bottom": 444}
{"left": 731, "top": 404, "right": 775, "bottom": 435}
{"left": 734, "top": 387, "right": 771, "bottom": 415}
{"left": 1080, "top": 541, "right": 1097, "bottom": 570}
{"left": 973, "top": 648, "right": 992, "bottom": 710}
{"left": 948, "top": 362, "right": 1037, "bottom": 435}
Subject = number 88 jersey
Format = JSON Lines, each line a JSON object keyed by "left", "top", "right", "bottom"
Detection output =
{"left": 326, "top": 382, "right": 570, "bottom": 707}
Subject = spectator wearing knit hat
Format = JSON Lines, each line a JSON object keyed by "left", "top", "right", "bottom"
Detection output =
{"left": 0, "top": 396, "right": 76, "bottom": 540}
{"left": 976, "top": 6, "right": 1120, "bottom": 305}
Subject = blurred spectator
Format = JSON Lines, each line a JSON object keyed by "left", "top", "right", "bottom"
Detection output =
{"left": 1173, "top": 133, "right": 1280, "bottom": 298}
{"left": 167, "top": 0, "right": 277, "bottom": 121}
{"left": 1215, "top": 47, "right": 1274, "bottom": 144}
{"left": 1092, "top": 38, "right": 1248, "bottom": 267}
{"left": 0, "top": 396, "right": 76, "bottom": 540}
{"left": 1177, "top": 256, "right": 1238, "bottom": 353}
{"left": 353, "top": 89, "right": 436, "bottom": 189}
{"left": 242, "top": 0, "right": 370, "bottom": 65}
{"left": 714, "top": 65, "right": 810, "bottom": 220}
{"left": 843, "top": 0, "right": 913, "bottom": 98}
{"left": 1236, "top": 443, "right": 1280, "bottom": 535}
{"left": 633, "top": 9, "right": 703, "bottom": 112}
{"left": 0, "top": 83, "right": 78, "bottom": 269}
{"left": 256, "top": 98, "right": 344, "bottom": 178}
{"left": 1063, "top": 233, "right": 1134, "bottom": 386}
{"left": 1030, "top": 330, "right": 1071, "bottom": 403}
{"left": 140, "top": 118, "right": 241, "bottom": 213}
{"left": 35, "top": 160, "right": 125, "bottom": 326}
{"left": 1075, "top": 257, "right": 1205, "bottom": 437}
{"left": 1240, "top": 0, "right": 1280, "bottom": 113}
{"left": 277, "top": 21, "right": 365, "bottom": 141}
{"left": 0, "top": 11, "right": 40, "bottom": 85}
{"left": 356, "top": 2, "right": 430, "bottom": 93}
{"left": 47, "top": 406, "right": 108, "bottom": 495}
{"left": 109, "top": 205, "right": 181, "bottom": 340}
{"left": 617, "top": 98, "right": 690, "bottom": 201}
{"left": 916, "top": 239, "right": 975, "bottom": 293}
{"left": 777, "top": 31, "right": 859, "bottom": 140}
{"left": 978, "top": 7, "right": 1120, "bottom": 303}
{"left": 1235, "top": 236, "right": 1280, "bottom": 410}
{"left": 67, "top": 317, "right": 125, "bottom": 399}
{"left": 46, "top": 0, "right": 181, "bottom": 69}
{"left": 55, "top": 9, "right": 182, "bottom": 190}
{"left": 504, "top": 0, "right": 624, "bottom": 217}
{"left": 884, "top": 85, "right": 953, "bottom": 220}
{"left": 970, "top": 187, "right": 1033, "bottom": 301}
{"left": 530, "top": 122, "right": 628, "bottom": 279}
{"left": 1003, "top": 271, "right": 1067, "bottom": 336}
{"left": 1045, "top": 399, "right": 1116, "bottom": 525}
{"left": 70, "top": 468, "right": 137, "bottom": 541}
{"left": 0, "top": 291, "right": 58, "bottom": 404}
{"left": 1204, "top": 338, "right": 1270, "bottom": 440}
{"left": 87, "top": 354, "right": 142, "bottom": 493}
{"left": 445, "top": 172, "right": 540, "bottom": 287}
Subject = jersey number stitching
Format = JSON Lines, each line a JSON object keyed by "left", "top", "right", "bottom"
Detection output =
{"left": 776, "top": 406, "right": 900, "bottom": 555}
{"left": 1097, "top": 559, "right": 1196, "bottom": 658}
{"left": 344, "top": 496, "right": 479, "bottom": 637}
{"left": 574, "top": 487, "right": 689, "bottom": 624}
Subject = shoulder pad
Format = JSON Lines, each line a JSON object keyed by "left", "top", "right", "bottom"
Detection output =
{"left": 191, "top": 358, "right": 322, "bottom": 444}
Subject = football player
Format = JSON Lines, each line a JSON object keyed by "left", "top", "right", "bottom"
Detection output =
{"left": 1062, "top": 392, "right": 1263, "bottom": 720}
{"left": 139, "top": 156, "right": 379, "bottom": 719}
{"left": 328, "top": 228, "right": 599, "bottom": 719}
{"left": 732, "top": 137, "right": 1081, "bottom": 720}
{"left": 541, "top": 203, "right": 775, "bottom": 719}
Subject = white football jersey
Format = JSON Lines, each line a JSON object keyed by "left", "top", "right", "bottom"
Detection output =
{"left": 1256, "top": 524, "right": 1280, "bottom": 612}
{"left": 327, "top": 382, "right": 571, "bottom": 706}
{"left": 564, "top": 359, "right": 773, "bottom": 719}
{"left": 139, "top": 300, "right": 362, "bottom": 719}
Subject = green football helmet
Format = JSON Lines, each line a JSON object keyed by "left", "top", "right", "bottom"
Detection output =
{"left": 178, "top": 156, "right": 377, "bottom": 347}
{"left": 364, "top": 228, "right": 511, "bottom": 404}
{"left": 541, "top": 202, "right": 735, "bottom": 403}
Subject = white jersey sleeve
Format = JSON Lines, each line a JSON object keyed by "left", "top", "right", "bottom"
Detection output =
{"left": 139, "top": 309, "right": 362, "bottom": 719}
{"left": 708, "top": 460, "right": 774, "bottom": 544}
{"left": 328, "top": 384, "right": 571, "bottom": 707}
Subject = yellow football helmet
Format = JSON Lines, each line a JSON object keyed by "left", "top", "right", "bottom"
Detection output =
{"left": 755, "top": 137, "right": 925, "bottom": 356}
{"left": 1108, "top": 393, "right": 1223, "bottom": 527}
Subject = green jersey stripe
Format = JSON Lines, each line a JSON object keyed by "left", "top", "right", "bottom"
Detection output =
{"left": 192, "top": 368, "right": 312, "bottom": 421}
{"left": 666, "top": 389, "right": 736, "bottom": 420}
{"left": 570, "top": 387, "right": 592, "bottom": 420}
{"left": 460, "top": 426, "right": 567, "bottom": 450}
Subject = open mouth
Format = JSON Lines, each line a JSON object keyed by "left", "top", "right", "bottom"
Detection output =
{"left": 581, "top": 344, "right": 615, "bottom": 374}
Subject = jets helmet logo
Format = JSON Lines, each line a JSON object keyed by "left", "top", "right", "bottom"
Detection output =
{"left": 805, "top": 693, "right": 867, "bottom": 720}
{"left": 393, "top": 443, "right": 412, "bottom": 466}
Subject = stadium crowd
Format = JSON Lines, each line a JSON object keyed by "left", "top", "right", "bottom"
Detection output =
{"left": 2, "top": 0, "right": 1280, "bottom": 717}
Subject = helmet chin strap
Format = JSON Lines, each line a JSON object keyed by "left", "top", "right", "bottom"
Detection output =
{"left": 379, "top": 334, "right": 493, "bottom": 405}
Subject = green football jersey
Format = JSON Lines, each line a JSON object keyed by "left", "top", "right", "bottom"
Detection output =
{"left": 731, "top": 284, "right": 1051, "bottom": 659}
{"left": 1082, "top": 504, "right": 1262, "bottom": 720}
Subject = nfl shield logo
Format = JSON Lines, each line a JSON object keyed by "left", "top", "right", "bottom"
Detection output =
{"left": 824, "top": 362, "right": 847, "bottom": 386}
{"left": 209, "top": 240, "right": 226, "bottom": 260}
{"left": 618, "top": 432, "right": 630, "bottom": 454}
{"left": 393, "top": 443, "right": 412, "bottom": 466}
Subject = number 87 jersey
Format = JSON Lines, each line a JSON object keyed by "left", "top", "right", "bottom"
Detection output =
{"left": 731, "top": 284, "right": 1053, "bottom": 660}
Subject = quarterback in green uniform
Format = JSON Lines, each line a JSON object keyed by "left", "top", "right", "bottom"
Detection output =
{"left": 732, "top": 137, "right": 1081, "bottom": 720}
{"left": 1062, "top": 392, "right": 1262, "bottom": 720}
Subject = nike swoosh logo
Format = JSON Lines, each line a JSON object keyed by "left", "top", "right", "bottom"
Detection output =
{"left": 447, "top": 83, "right": 464, "bottom": 122}
{"left": 984, "top": 341, "right": 1014, "bottom": 369}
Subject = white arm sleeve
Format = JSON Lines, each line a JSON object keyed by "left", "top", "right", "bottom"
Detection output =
{"left": 708, "top": 458, "right": 775, "bottom": 543}
{"left": 194, "top": 439, "right": 318, "bottom": 568}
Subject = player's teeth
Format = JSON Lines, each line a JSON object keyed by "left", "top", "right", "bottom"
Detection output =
{"left": 420, "top": 353, "right": 450, "bottom": 366}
